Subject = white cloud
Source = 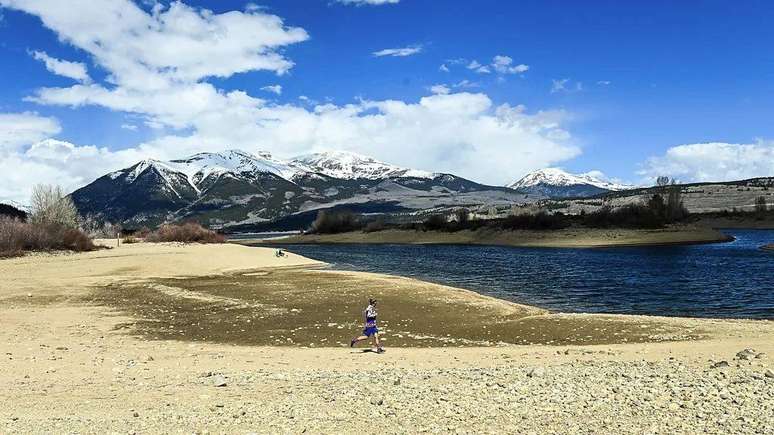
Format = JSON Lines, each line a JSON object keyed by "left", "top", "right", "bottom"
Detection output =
{"left": 0, "top": 2, "right": 580, "bottom": 202}
{"left": 2, "top": 0, "right": 309, "bottom": 89}
{"left": 439, "top": 64, "right": 450, "bottom": 73}
{"left": 639, "top": 141, "right": 774, "bottom": 183}
{"left": 261, "top": 84, "right": 283, "bottom": 95}
{"left": 466, "top": 60, "right": 490, "bottom": 73}
{"left": 30, "top": 50, "right": 91, "bottom": 83}
{"left": 597, "top": 80, "right": 611, "bottom": 86}
{"left": 372, "top": 45, "right": 422, "bottom": 57}
{"left": 551, "top": 78, "right": 583, "bottom": 94}
{"left": 0, "top": 138, "right": 145, "bottom": 204}
{"left": 120, "top": 123, "right": 138, "bottom": 131}
{"left": 0, "top": 92, "right": 580, "bottom": 202}
{"left": 454, "top": 79, "right": 479, "bottom": 89}
{"left": 492, "top": 55, "right": 529, "bottom": 74}
{"left": 335, "top": 0, "right": 400, "bottom": 5}
{"left": 466, "top": 56, "right": 528, "bottom": 75}
{"left": 429, "top": 84, "right": 450, "bottom": 95}
{"left": 0, "top": 112, "right": 61, "bottom": 150}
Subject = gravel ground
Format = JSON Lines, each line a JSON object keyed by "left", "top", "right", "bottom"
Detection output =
{"left": 2, "top": 324, "right": 772, "bottom": 434}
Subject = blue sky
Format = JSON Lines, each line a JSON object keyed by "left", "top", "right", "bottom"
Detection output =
{"left": 1, "top": 0, "right": 773, "bottom": 202}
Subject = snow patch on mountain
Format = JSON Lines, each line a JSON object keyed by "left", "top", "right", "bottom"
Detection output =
{"left": 110, "top": 150, "right": 306, "bottom": 192}
{"left": 290, "top": 151, "right": 434, "bottom": 180}
{"left": 508, "top": 167, "right": 633, "bottom": 191}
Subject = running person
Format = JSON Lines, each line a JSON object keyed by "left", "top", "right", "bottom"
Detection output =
{"left": 350, "top": 298, "right": 385, "bottom": 353}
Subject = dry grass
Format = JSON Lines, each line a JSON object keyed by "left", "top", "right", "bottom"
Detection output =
{"left": 145, "top": 222, "right": 225, "bottom": 244}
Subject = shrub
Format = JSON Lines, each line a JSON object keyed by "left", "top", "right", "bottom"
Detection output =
{"left": 145, "top": 223, "right": 225, "bottom": 243}
{"left": 422, "top": 214, "right": 448, "bottom": 231}
{"left": 310, "top": 210, "right": 361, "bottom": 234}
{"left": 0, "top": 216, "right": 95, "bottom": 257}
{"left": 755, "top": 196, "right": 768, "bottom": 214}
{"left": 134, "top": 227, "right": 152, "bottom": 238}
{"left": 582, "top": 204, "right": 664, "bottom": 229}
{"left": 122, "top": 235, "right": 140, "bottom": 244}
{"left": 501, "top": 211, "right": 569, "bottom": 231}
{"left": 30, "top": 184, "right": 79, "bottom": 229}
{"left": 363, "top": 218, "right": 386, "bottom": 233}
{"left": 80, "top": 214, "right": 120, "bottom": 238}
{"left": 665, "top": 186, "right": 688, "bottom": 222}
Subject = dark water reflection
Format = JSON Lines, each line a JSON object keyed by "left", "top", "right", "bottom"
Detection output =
{"left": 266, "top": 230, "right": 774, "bottom": 319}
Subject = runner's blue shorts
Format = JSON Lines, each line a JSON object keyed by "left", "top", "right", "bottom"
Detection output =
{"left": 363, "top": 326, "right": 378, "bottom": 337}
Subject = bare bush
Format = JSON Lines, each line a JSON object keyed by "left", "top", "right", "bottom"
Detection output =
{"left": 122, "top": 235, "right": 140, "bottom": 244}
{"left": 30, "top": 184, "right": 79, "bottom": 229}
{"left": 422, "top": 214, "right": 448, "bottom": 231}
{"left": 583, "top": 204, "right": 664, "bottom": 229}
{"left": 755, "top": 196, "right": 768, "bottom": 213}
{"left": 310, "top": 210, "right": 361, "bottom": 234}
{"left": 80, "top": 214, "right": 120, "bottom": 238}
{"left": 145, "top": 223, "right": 225, "bottom": 243}
{"left": 363, "top": 218, "right": 386, "bottom": 233}
{"left": 500, "top": 211, "right": 569, "bottom": 230}
{"left": 0, "top": 216, "right": 95, "bottom": 257}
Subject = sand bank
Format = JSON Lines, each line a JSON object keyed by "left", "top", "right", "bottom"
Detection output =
{"left": 0, "top": 240, "right": 323, "bottom": 299}
{"left": 246, "top": 225, "right": 733, "bottom": 248}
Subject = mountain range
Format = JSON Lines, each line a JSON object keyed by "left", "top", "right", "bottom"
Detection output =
{"left": 71, "top": 150, "right": 530, "bottom": 230}
{"left": 507, "top": 167, "right": 633, "bottom": 198}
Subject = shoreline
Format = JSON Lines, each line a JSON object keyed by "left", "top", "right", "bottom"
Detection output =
{"left": 240, "top": 225, "right": 734, "bottom": 249}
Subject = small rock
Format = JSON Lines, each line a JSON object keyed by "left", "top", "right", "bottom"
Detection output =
{"left": 765, "top": 369, "right": 774, "bottom": 379}
{"left": 527, "top": 367, "right": 545, "bottom": 378}
{"left": 393, "top": 378, "right": 401, "bottom": 386}
{"left": 132, "top": 412, "right": 139, "bottom": 418}
{"left": 711, "top": 361, "right": 729, "bottom": 369}
{"left": 735, "top": 349, "right": 756, "bottom": 361}
{"left": 755, "top": 353, "right": 766, "bottom": 359}
{"left": 212, "top": 374, "right": 227, "bottom": 387}
{"left": 370, "top": 397, "right": 384, "bottom": 406}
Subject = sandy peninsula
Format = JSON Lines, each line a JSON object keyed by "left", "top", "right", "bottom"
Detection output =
{"left": 1, "top": 242, "right": 772, "bottom": 433}
{"left": 249, "top": 224, "right": 733, "bottom": 249}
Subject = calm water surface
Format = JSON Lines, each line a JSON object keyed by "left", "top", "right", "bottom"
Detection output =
{"left": 270, "top": 229, "right": 774, "bottom": 319}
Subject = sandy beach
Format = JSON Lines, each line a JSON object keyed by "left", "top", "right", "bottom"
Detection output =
{"left": 1, "top": 242, "right": 772, "bottom": 433}
{"left": 248, "top": 225, "right": 733, "bottom": 249}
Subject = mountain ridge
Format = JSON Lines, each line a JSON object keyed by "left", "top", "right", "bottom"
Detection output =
{"left": 508, "top": 167, "right": 634, "bottom": 198}
{"left": 71, "top": 149, "right": 529, "bottom": 229}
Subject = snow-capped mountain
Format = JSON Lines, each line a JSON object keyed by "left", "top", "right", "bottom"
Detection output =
{"left": 290, "top": 151, "right": 434, "bottom": 180}
{"left": 71, "top": 149, "right": 527, "bottom": 229}
{"left": 508, "top": 168, "right": 634, "bottom": 198}
{"left": 111, "top": 150, "right": 303, "bottom": 190}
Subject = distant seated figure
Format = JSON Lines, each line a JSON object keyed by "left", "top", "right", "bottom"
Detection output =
{"left": 275, "top": 248, "right": 285, "bottom": 257}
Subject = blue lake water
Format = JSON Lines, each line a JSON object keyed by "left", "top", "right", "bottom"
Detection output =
{"left": 270, "top": 229, "right": 774, "bottom": 319}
